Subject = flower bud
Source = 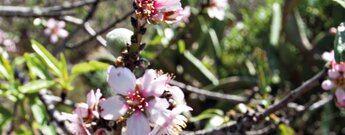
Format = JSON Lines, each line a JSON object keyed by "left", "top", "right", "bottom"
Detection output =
{"left": 106, "top": 28, "right": 133, "bottom": 56}
{"left": 321, "top": 80, "right": 334, "bottom": 90}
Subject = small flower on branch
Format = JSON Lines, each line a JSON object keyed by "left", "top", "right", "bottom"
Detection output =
{"left": 44, "top": 18, "right": 69, "bottom": 43}
{"left": 99, "top": 66, "right": 192, "bottom": 135}
{"left": 321, "top": 51, "right": 345, "bottom": 107}
{"left": 206, "top": 0, "right": 228, "bottom": 20}
{"left": 134, "top": 0, "right": 183, "bottom": 26}
{"left": 61, "top": 89, "right": 104, "bottom": 134}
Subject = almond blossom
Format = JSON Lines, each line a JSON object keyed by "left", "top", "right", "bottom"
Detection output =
{"left": 61, "top": 112, "right": 91, "bottom": 135}
{"left": 207, "top": 0, "right": 228, "bottom": 20}
{"left": 321, "top": 50, "right": 345, "bottom": 107}
{"left": 62, "top": 89, "right": 103, "bottom": 134}
{"left": 99, "top": 66, "right": 191, "bottom": 135}
{"left": 134, "top": 0, "right": 183, "bottom": 25}
{"left": 44, "top": 18, "right": 68, "bottom": 43}
{"left": 74, "top": 89, "right": 103, "bottom": 120}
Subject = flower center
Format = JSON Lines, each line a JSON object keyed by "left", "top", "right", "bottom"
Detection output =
{"left": 125, "top": 85, "right": 149, "bottom": 112}
{"left": 335, "top": 77, "right": 345, "bottom": 87}
{"left": 135, "top": 0, "right": 157, "bottom": 17}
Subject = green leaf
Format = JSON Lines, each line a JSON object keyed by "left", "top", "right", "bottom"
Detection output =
{"left": 30, "top": 97, "right": 56, "bottom": 135}
{"left": 0, "top": 54, "right": 14, "bottom": 80}
{"left": 59, "top": 53, "right": 68, "bottom": 81}
{"left": 19, "top": 80, "right": 55, "bottom": 94}
{"left": 24, "top": 53, "right": 51, "bottom": 80}
{"left": 270, "top": 2, "right": 282, "bottom": 46}
{"left": 278, "top": 124, "right": 295, "bottom": 135}
{"left": 334, "top": 22, "right": 345, "bottom": 63}
{"left": 31, "top": 40, "right": 61, "bottom": 76}
{"left": 334, "top": 0, "right": 345, "bottom": 9}
{"left": 0, "top": 106, "right": 11, "bottom": 133}
{"left": 71, "top": 61, "right": 109, "bottom": 79}
{"left": 190, "top": 109, "right": 224, "bottom": 122}
{"left": 181, "top": 51, "right": 219, "bottom": 85}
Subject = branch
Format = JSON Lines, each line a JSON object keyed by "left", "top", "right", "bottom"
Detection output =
{"left": 0, "top": 0, "right": 105, "bottom": 17}
{"left": 38, "top": 90, "right": 73, "bottom": 134}
{"left": 65, "top": 10, "right": 135, "bottom": 49}
{"left": 170, "top": 80, "right": 247, "bottom": 103}
{"left": 186, "top": 68, "right": 327, "bottom": 135}
{"left": 61, "top": 16, "right": 107, "bottom": 47}
{"left": 54, "top": 0, "right": 101, "bottom": 55}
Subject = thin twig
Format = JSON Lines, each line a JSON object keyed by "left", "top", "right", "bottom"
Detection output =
{"left": 38, "top": 90, "right": 71, "bottom": 134}
{"left": 54, "top": 0, "right": 101, "bottom": 55}
{"left": 0, "top": 0, "right": 106, "bottom": 17}
{"left": 66, "top": 10, "right": 135, "bottom": 49}
{"left": 170, "top": 80, "right": 247, "bottom": 103}
{"left": 187, "top": 68, "right": 326, "bottom": 135}
{"left": 61, "top": 16, "right": 107, "bottom": 47}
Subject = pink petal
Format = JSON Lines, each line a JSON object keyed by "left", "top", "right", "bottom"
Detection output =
{"left": 139, "top": 69, "right": 156, "bottom": 91}
{"left": 147, "top": 98, "right": 169, "bottom": 126}
{"left": 44, "top": 28, "right": 51, "bottom": 35}
{"left": 107, "top": 66, "right": 136, "bottom": 95}
{"left": 46, "top": 18, "right": 56, "bottom": 28}
{"left": 74, "top": 103, "right": 89, "bottom": 118}
{"left": 168, "top": 86, "right": 185, "bottom": 103}
{"left": 57, "top": 21, "right": 66, "bottom": 28}
{"left": 321, "top": 80, "right": 334, "bottom": 90}
{"left": 145, "top": 74, "right": 169, "bottom": 96}
{"left": 127, "top": 112, "right": 151, "bottom": 135}
{"left": 99, "top": 96, "right": 127, "bottom": 120}
{"left": 172, "top": 105, "right": 192, "bottom": 115}
{"left": 87, "top": 90, "right": 97, "bottom": 108}
{"left": 57, "top": 29, "right": 68, "bottom": 38}
{"left": 336, "top": 88, "right": 345, "bottom": 107}
{"left": 328, "top": 69, "right": 340, "bottom": 79}
{"left": 50, "top": 34, "right": 58, "bottom": 43}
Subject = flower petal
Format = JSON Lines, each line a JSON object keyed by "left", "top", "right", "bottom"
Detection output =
{"left": 99, "top": 96, "right": 127, "bottom": 120}
{"left": 74, "top": 103, "right": 89, "bottom": 118}
{"left": 321, "top": 80, "right": 334, "bottom": 90}
{"left": 57, "top": 29, "right": 68, "bottom": 38}
{"left": 107, "top": 66, "right": 136, "bottom": 95}
{"left": 147, "top": 98, "right": 169, "bottom": 126}
{"left": 127, "top": 112, "right": 151, "bottom": 135}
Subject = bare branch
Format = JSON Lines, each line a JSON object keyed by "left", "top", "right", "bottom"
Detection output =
{"left": 170, "top": 80, "right": 248, "bottom": 103}
{"left": 0, "top": 0, "right": 105, "bottom": 17}
{"left": 186, "top": 68, "right": 326, "bottom": 135}
{"left": 65, "top": 10, "right": 135, "bottom": 49}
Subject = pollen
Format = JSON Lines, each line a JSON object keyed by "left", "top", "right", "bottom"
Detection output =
{"left": 125, "top": 84, "right": 149, "bottom": 113}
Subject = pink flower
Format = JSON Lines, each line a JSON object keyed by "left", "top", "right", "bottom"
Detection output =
{"left": 61, "top": 112, "right": 91, "bottom": 135}
{"left": 135, "top": 0, "right": 183, "bottom": 24}
{"left": 207, "top": 0, "right": 228, "bottom": 20}
{"left": 180, "top": 6, "right": 191, "bottom": 23}
{"left": 150, "top": 105, "right": 192, "bottom": 135}
{"left": 336, "top": 88, "right": 345, "bottom": 107}
{"left": 44, "top": 18, "right": 68, "bottom": 43}
{"left": 74, "top": 89, "right": 102, "bottom": 120}
{"left": 100, "top": 66, "right": 172, "bottom": 135}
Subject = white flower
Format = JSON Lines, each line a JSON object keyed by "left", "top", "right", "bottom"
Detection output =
{"left": 150, "top": 105, "right": 192, "bottom": 135}
{"left": 207, "top": 0, "right": 228, "bottom": 20}
{"left": 44, "top": 18, "right": 68, "bottom": 43}
{"left": 61, "top": 112, "right": 91, "bottom": 135}
{"left": 99, "top": 66, "right": 172, "bottom": 135}
{"left": 74, "top": 89, "right": 102, "bottom": 120}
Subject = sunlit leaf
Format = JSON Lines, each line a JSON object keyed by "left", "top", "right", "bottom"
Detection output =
{"left": 31, "top": 40, "right": 61, "bottom": 76}
{"left": 71, "top": 61, "right": 109, "bottom": 79}
{"left": 19, "top": 80, "right": 55, "bottom": 94}
{"left": 334, "top": 0, "right": 345, "bottom": 9}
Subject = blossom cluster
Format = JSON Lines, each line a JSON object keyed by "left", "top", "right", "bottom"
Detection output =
{"left": 134, "top": 0, "right": 184, "bottom": 25}
{"left": 321, "top": 51, "right": 345, "bottom": 107}
{"left": 61, "top": 66, "right": 191, "bottom": 135}
{"left": 44, "top": 18, "right": 69, "bottom": 43}
{"left": 0, "top": 29, "right": 17, "bottom": 57}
